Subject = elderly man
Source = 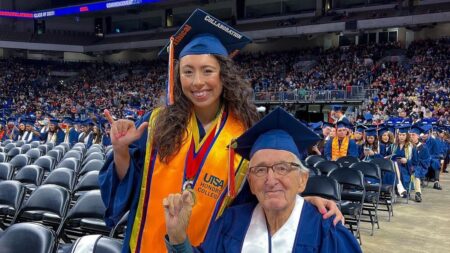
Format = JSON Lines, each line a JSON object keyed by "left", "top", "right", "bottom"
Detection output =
{"left": 163, "top": 108, "right": 361, "bottom": 253}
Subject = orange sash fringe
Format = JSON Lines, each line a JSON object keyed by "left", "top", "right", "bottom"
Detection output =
{"left": 331, "top": 136, "right": 350, "bottom": 161}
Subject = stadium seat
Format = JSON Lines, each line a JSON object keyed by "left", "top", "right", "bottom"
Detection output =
{"left": 0, "top": 222, "right": 56, "bottom": 253}
{"left": 58, "top": 235, "right": 123, "bottom": 253}
{"left": 336, "top": 156, "right": 360, "bottom": 168}
{"left": 73, "top": 171, "right": 100, "bottom": 200}
{"left": 47, "top": 149, "right": 62, "bottom": 163}
{"left": 0, "top": 180, "right": 26, "bottom": 228}
{"left": 328, "top": 168, "right": 365, "bottom": 244}
{"left": 58, "top": 190, "right": 109, "bottom": 243}
{"left": 30, "top": 141, "right": 40, "bottom": 149}
{"left": 21, "top": 144, "right": 31, "bottom": 153}
{"left": 0, "top": 163, "right": 14, "bottom": 181}
{"left": 53, "top": 145, "right": 67, "bottom": 155}
{"left": 9, "top": 154, "right": 31, "bottom": 171}
{"left": 305, "top": 155, "right": 325, "bottom": 167}
{"left": 42, "top": 168, "right": 76, "bottom": 193}
{"left": 0, "top": 152, "right": 7, "bottom": 163}
{"left": 79, "top": 159, "right": 104, "bottom": 176}
{"left": 56, "top": 158, "right": 80, "bottom": 173}
{"left": 14, "top": 140, "right": 25, "bottom": 147}
{"left": 13, "top": 184, "right": 70, "bottom": 232}
{"left": 71, "top": 146, "right": 86, "bottom": 156}
{"left": 370, "top": 158, "right": 396, "bottom": 221}
{"left": 302, "top": 175, "right": 341, "bottom": 202}
{"left": 7, "top": 147, "right": 23, "bottom": 160}
{"left": 58, "top": 143, "right": 70, "bottom": 153}
{"left": 37, "top": 145, "right": 49, "bottom": 155}
{"left": 62, "top": 150, "right": 83, "bottom": 162}
{"left": 26, "top": 148, "right": 43, "bottom": 163}
{"left": 86, "top": 147, "right": 103, "bottom": 157}
{"left": 83, "top": 152, "right": 104, "bottom": 165}
{"left": 4, "top": 143, "right": 16, "bottom": 153}
{"left": 33, "top": 156, "right": 56, "bottom": 173}
{"left": 314, "top": 160, "right": 340, "bottom": 175}
{"left": 13, "top": 165, "right": 45, "bottom": 191}
{"left": 1, "top": 140, "right": 13, "bottom": 147}
{"left": 350, "top": 162, "right": 382, "bottom": 236}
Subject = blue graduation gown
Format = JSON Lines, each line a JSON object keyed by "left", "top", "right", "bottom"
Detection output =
{"left": 391, "top": 146, "right": 417, "bottom": 188}
{"left": 102, "top": 134, "right": 111, "bottom": 147}
{"left": 68, "top": 128, "right": 79, "bottom": 147}
{"left": 379, "top": 142, "right": 392, "bottom": 158}
{"left": 165, "top": 201, "right": 362, "bottom": 253}
{"left": 324, "top": 138, "right": 359, "bottom": 160}
{"left": 425, "top": 137, "right": 441, "bottom": 170}
{"left": 414, "top": 144, "right": 430, "bottom": 179}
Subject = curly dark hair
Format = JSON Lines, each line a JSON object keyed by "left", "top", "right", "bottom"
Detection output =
{"left": 152, "top": 55, "right": 259, "bottom": 162}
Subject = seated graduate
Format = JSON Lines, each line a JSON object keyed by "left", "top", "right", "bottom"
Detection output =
{"left": 163, "top": 108, "right": 362, "bottom": 253}
{"left": 324, "top": 121, "right": 359, "bottom": 161}
{"left": 408, "top": 125, "right": 431, "bottom": 202}
{"left": 360, "top": 128, "right": 382, "bottom": 161}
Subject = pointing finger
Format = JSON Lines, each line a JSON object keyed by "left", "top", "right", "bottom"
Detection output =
{"left": 104, "top": 109, "right": 115, "bottom": 124}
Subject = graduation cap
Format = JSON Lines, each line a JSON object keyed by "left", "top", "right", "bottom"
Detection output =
{"left": 420, "top": 124, "right": 432, "bottom": 134}
{"left": 0, "top": 119, "right": 6, "bottom": 125}
{"left": 408, "top": 125, "right": 422, "bottom": 135}
{"left": 63, "top": 117, "right": 73, "bottom": 125}
{"left": 323, "top": 122, "right": 333, "bottom": 128}
{"left": 158, "top": 8, "right": 252, "bottom": 105}
{"left": 24, "top": 119, "right": 34, "bottom": 126}
{"left": 50, "top": 118, "right": 60, "bottom": 125}
{"left": 365, "top": 128, "right": 377, "bottom": 137}
{"left": 354, "top": 124, "right": 366, "bottom": 133}
{"left": 233, "top": 107, "right": 320, "bottom": 161}
{"left": 7, "top": 117, "right": 16, "bottom": 123}
{"left": 336, "top": 119, "right": 351, "bottom": 129}
{"left": 378, "top": 127, "right": 389, "bottom": 136}
{"left": 396, "top": 125, "right": 410, "bottom": 134}
{"left": 331, "top": 105, "right": 343, "bottom": 111}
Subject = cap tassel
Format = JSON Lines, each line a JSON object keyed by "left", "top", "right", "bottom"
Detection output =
{"left": 228, "top": 140, "right": 237, "bottom": 198}
{"left": 167, "top": 36, "right": 175, "bottom": 105}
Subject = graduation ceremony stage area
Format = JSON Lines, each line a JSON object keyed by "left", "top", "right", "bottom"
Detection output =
{"left": 362, "top": 171, "right": 450, "bottom": 253}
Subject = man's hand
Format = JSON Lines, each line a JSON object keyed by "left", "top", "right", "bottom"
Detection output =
{"left": 163, "top": 191, "right": 195, "bottom": 244}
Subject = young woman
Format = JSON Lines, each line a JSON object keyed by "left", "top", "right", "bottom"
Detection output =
{"left": 391, "top": 126, "right": 417, "bottom": 197}
{"left": 379, "top": 127, "right": 394, "bottom": 158}
{"left": 92, "top": 125, "right": 103, "bottom": 145}
{"left": 354, "top": 126, "right": 366, "bottom": 159}
{"left": 99, "top": 9, "right": 342, "bottom": 253}
{"left": 361, "top": 128, "right": 382, "bottom": 161}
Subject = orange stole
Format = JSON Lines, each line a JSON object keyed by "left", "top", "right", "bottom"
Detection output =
{"left": 331, "top": 136, "right": 350, "bottom": 161}
{"left": 130, "top": 109, "right": 246, "bottom": 253}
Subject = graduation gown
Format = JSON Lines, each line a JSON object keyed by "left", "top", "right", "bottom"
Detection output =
{"left": 102, "top": 134, "right": 111, "bottom": 147}
{"left": 323, "top": 138, "right": 359, "bottom": 161}
{"left": 391, "top": 145, "right": 417, "bottom": 189}
{"left": 414, "top": 143, "right": 430, "bottom": 179}
{"left": 165, "top": 200, "right": 362, "bottom": 253}
{"left": 425, "top": 137, "right": 441, "bottom": 170}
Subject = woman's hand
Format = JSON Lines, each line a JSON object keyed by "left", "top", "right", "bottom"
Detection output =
{"left": 163, "top": 191, "right": 195, "bottom": 244}
{"left": 104, "top": 109, "right": 148, "bottom": 180}
{"left": 400, "top": 158, "right": 407, "bottom": 164}
{"left": 304, "top": 196, "right": 344, "bottom": 226}
{"left": 104, "top": 109, "right": 148, "bottom": 147}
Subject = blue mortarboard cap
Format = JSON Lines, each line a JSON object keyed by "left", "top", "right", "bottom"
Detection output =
{"left": 409, "top": 125, "right": 422, "bottom": 135}
{"left": 24, "top": 119, "right": 34, "bottom": 126}
{"left": 396, "top": 125, "right": 410, "bottom": 134}
{"left": 159, "top": 9, "right": 252, "bottom": 59}
{"left": 332, "top": 105, "right": 343, "bottom": 111}
{"left": 420, "top": 124, "right": 432, "bottom": 133}
{"left": 355, "top": 124, "right": 366, "bottom": 133}
{"left": 0, "top": 119, "right": 6, "bottom": 125}
{"left": 50, "top": 118, "right": 59, "bottom": 125}
{"left": 234, "top": 107, "right": 320, "bottom": 160}
{"left": 365, "top": 128, "right": 377, "bottom": 137}
{"left": 378, "top": 127, "right": 389, "bottom": 136}
{"left": 63, "top": 117, "right": 73, "bottom": 124}
{"left": 7, "top": 117, "right": 16, "bottom": 123}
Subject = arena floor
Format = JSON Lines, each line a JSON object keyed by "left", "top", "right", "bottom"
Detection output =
{"left": 362, "top": 169, "right": 450, "bottom": 253}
